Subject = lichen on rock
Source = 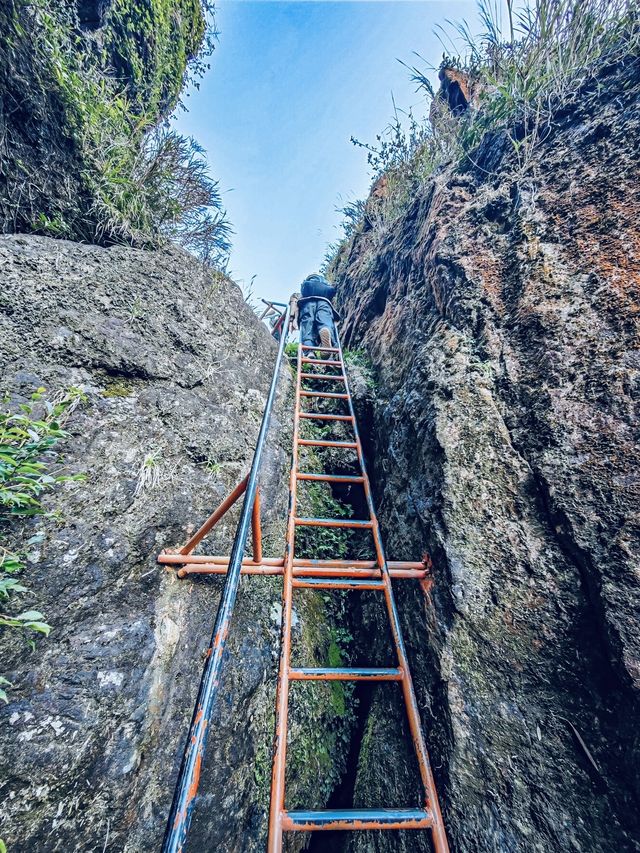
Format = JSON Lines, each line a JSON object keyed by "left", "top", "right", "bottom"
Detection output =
{"left": 331, "top": 58, "right": 640, "bottom": 853}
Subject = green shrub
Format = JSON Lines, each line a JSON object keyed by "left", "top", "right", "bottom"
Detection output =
{"left": 2, "top": 0, "right": 230, "bottom": 265}
{"left": 0, "top": 388, "right": 85, "bottom": 661}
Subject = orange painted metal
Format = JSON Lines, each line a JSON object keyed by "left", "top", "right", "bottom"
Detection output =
{"left": 295, "top": 472, "right": 363, "bottom": 483}
{"left": 294, "top": 517, "right": 373, "bottom": 529}
{"left": 179, "top": 476, "right": 248, "bottom": 555}
{"left": 300, "top": 345, "right": 340, "bottom": 353}
{"left": 289, "top": 667, "right": 403, "bottom": 681}
{"left": 251, "top": 487, "right": 263, "bottom": 564}
{"left": 266, "top": 333, "right": 450, "bottom": 853}
{"left": 300, "top": 357, "right": 341, "bottom": 366}
{"left": 298, "top": 412, "right": 353, "bottom": 421}
{"left": 178, "top": 566, "right": 429, "bottom": 580}
{"left": 176, "top": 565, "right": 430, "bottom": 580}
{"left": 299, "top": 372, "right": 346, "bottom": 381}
{"left": 159, "top": 552, "right": 427, "bottom": 570}
{"left": 267, "top": 335, "right": 303, "bottom": 852}
{"left": 156, "top": 316, "right": 446, "bottom": 853}
{"left": 298, "top": 438, "right": 357, "bottom": 448}
{"left": 299, "top": 390, "right": 348, "bottom": 399}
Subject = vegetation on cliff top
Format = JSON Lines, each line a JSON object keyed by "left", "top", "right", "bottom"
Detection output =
{"left": 0, "top": 0, "right": 230, "bottom": 265}
{"left": 326, "top": 0, "right": 640, "bottom": 268}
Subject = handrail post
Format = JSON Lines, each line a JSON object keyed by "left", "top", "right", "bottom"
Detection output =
{"left": 251, "top": 487, "right": 263, "bottom": 564}
{"left": 179, "top": 475, "right": 248, "bottom": 556}
{"left": 161, "top": 304, "right": 291, "bottom": 853}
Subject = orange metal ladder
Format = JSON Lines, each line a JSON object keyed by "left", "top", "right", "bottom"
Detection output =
{"left": 267, "top": 333, "right": 450, "bottom": 852}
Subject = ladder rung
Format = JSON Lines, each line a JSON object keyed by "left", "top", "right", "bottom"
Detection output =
{"left": 292, "top": 577, "right": 385, "bottom": 590}
{"left": 298, "top": 413, "right": 353, "bottom": 422}
{"left": 298, "top": 439, "right": 357, "bottom": 448}
{"left": 299, "top": 391, "right": 348, "bottom": 399}
{"left": 301, "top": 358, "right": 342, "bottom": 367}
{"left": 301, "top": 345, "right": 340, "bottom": 353}
{"left": 296, "top": 472, "right": 364, "bottom": 483}
{"left": 282, "top": 808, "right": 433, "bottom": 831}
{"left": 300, "top": 373, "right": 345, "bottom": 381}
{"left": 294, "top": 517, "right": 373, "bottom": 529}
{"left": 289, "top": 667, "right": 402, "bottom": 681}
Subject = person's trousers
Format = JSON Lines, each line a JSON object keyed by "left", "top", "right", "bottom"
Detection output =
{"left": 298, "top": 300, "right": 335, "bottom": 346}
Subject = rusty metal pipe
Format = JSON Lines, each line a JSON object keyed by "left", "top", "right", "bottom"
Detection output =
{"left": 300, "top": 357, "right": 341, "bottom": 366}
{"left": 294, "top": 517, "right": 373, "bottom": 529}
{"left": 159, "top": 553, "right": 428, "bottom": 570}
{"left": 176, "top": 565, "right": 429, "bottom": 580}
{"left": 268, "top": 333, "right": 303, "bottom": 852}
{"left": 298, "top": 438, "right": 357, "bottom": 448}
{"left": 251, "top": 487, "right": 262, "bottom": 564}
{"left": 300, "top": 345, "right": 340, "bottom": 353}
{"left": 299, "top": 390, "right": 348, "bottom": 399}
{"left": 161, "top": 303, "right": 291, "bottom": 853}
{"left": 298, "top": 413, "right": 353, "bottom": 421}
{"left": 299, "top": 372, "right": 346, "bottom": 381}
{"left": 179, "top": 476, "right": 248, "bottom": 555}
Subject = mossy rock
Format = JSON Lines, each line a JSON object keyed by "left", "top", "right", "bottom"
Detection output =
{"left": 0, "top": 0, "right": 206, "bottom": 239}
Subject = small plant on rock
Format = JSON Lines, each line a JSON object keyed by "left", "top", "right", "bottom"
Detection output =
{"left": 0, "top": 387, "right": 86, "bottom": 662}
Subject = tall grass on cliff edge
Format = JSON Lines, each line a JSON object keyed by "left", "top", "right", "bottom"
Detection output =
{"left": 333, "top": 0, "right": 640, "bottom": 263}
{"left": 89, "top": 121, "right": 233, "bottom": 269}
{"left": 413, "top": 0, "right": 640, "bottom": 166}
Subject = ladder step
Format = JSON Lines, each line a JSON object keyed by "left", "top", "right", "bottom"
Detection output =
{"left": 301, "top": 345, "right": 340, "bottom": 353}
{"left": 300, "top": 373, "right": 345, "bottom": 381}
{"left": 300, "top": 391, "right": 348, "bottom": 399}
{"left": 298, "top": 413, "right": 353, "bottom": 422}
{"left": 296, "top": 472, "right": 364, "bottom": 483}
{"left": 294, "top": 517, "right": 373, "bottom": 529}
{"left": 298, "top": 439, "right": 357, "bottom": 448}
{"left": 289, "top": 667, "right": 403, "bottom": 681}
{"left": 301, "top": 357, "right": 342, "bottom": 367}
{"left": 292, "top": 577, "right": 385, "bottom": 590}
{"left": 282, "top": 808, "right": 433, "bottom": 831}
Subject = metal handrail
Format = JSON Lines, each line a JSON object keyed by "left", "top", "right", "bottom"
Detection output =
{"left": 161, "top": 302, "right": 292, "bottom": 853}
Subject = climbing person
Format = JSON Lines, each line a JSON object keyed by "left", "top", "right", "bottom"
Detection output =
{"left": 297, "top": 273, "right": 338, "bottom": 350}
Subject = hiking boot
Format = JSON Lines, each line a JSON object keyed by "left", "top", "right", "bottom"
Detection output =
{"left": 319, "top": 326, "right": 333, "bottom": 355}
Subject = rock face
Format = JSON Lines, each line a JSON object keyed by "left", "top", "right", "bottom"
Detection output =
{"left": 0, "top": 235, "right": 353, "bottom": 852}
{"left": 332, "top": 60, "right": 640, "bottom": 852}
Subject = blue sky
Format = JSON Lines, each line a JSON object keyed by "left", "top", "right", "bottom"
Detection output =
{"left": 174, "top": 1, "right": 478, "bottom": 305}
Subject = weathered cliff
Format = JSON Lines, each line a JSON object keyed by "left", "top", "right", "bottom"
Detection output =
{"left": 0, "top": 235, "right": 353, "bottom": 852}
{"left": 332, "top": 58, "right": 640, "bottom": 852}
{"left": 0, "top": 0, "right": 205, "bottom": 241}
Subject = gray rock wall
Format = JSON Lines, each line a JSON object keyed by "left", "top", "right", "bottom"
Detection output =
{"left": 0, "top": 235, "right": 351, "bottom": 852}
{"left": 333, "top": 61, "right": 640, "bottom": 853}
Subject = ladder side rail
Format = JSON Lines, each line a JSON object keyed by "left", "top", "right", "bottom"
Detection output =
{"left": 161, "top": 304, "right": 292, "bottom": 853}
{"left": 335, "top": 330, "right": 450, "bottom": 853}
{"left": 268, "top": 340, "right": 304, "bottom": 852}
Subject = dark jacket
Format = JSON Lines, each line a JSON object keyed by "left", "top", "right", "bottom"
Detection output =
{"left": 301, "top": 274, "right": 336, "bottom": 301}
